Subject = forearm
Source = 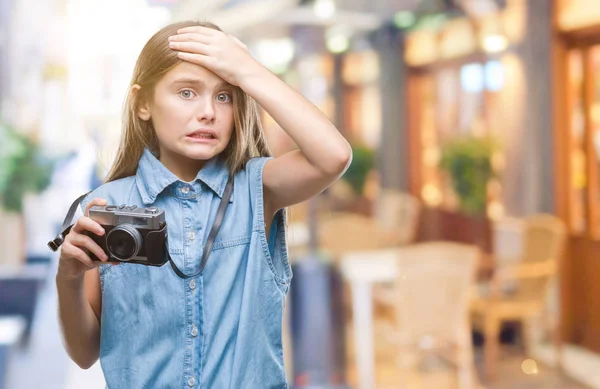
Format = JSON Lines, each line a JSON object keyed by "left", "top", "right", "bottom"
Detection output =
{"left": 240, "top": 67, "right": 351, "bottom": 175}
{"left": 56, "top": 275, "right": 101, "bottom": 369}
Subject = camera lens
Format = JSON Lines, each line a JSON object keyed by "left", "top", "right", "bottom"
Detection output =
{"left": 106, "top": 224, "right": 142, "bottom": 261}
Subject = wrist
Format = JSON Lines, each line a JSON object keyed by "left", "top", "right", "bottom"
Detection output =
{"left": 237, "top": 61, "right": 272, "bottom": 91}
{"left": 56, "top": 268, "right": 85, "bottom": 287}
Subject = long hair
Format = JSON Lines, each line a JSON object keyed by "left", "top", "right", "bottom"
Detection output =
{"left": 105, "top": 20, "right": 271, "bottom": 183}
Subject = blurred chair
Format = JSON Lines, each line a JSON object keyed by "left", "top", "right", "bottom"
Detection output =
{"left": 470, "top": 214, "right": 566, "bottom": 381}
{"left": 316, "top": 212, "right": 399, "bottom": 335}
{"left": 374, "top": 189, "right": 422, "bottom": 246}
{"left": 371, "top": 190, "right": 422, "bottom": 325}
{"left": 317, "top": 212, "right": 396, "bottom": 260}
{"left": 491, "top": 217, "right": 524, "bottom": 267}
{"left": 387, "top": 242, "right": 480, "bottom": 389}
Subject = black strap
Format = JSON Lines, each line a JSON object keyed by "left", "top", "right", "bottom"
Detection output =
{"left": 47, "top": 176, "right": 234, "bottom": 280}
{"left": 47, "top": 192, "right": 91, "bottom": 252}
{"left": 168, "top": 176, "right": 233, "bottom": 279}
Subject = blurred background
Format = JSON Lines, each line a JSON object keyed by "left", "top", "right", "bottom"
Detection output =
{"left": 1, "top": 0, "right": 599, "bottom": 388}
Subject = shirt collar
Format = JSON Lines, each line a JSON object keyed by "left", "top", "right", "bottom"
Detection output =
{"left": 136, "top": 148, "right": 232, "bottom": 204}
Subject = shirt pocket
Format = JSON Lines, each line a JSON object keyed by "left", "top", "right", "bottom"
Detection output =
{"left": 258, "top": 211, "right": 292, "bottom": 296}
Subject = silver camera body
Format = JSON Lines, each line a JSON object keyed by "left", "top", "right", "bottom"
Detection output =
{"left": 87, "top": 204, "right": 168, "bottom": 265}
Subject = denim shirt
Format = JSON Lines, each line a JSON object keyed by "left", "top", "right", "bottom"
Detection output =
{"left": 81, "top": 148, "right": 292, "bottom": 388}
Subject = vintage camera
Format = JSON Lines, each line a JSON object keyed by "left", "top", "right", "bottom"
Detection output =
{"left": 86, "top": 204, "right": 168, "bottom": 266}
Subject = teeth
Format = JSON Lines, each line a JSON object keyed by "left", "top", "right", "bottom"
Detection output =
{"left": 191, "top": 134, "right": 213, "bottom": 138}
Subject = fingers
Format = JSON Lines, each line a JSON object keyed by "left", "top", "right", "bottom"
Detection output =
{"left": 169, "top": 28, "right": 246, "bottom": 51}
{"left": 176, "top": 26, "right": 216, "bottom": 36}
{"left": 61, "top": 243, "right": 100, "bottom": 269}
{"left": 72, "top": 216, "right": 105, "bottom": 236}
{"left": 85, "top": 198, "right": 107, "bottom": 217}
{"left": 67, "top": 233, "right": 109, "bottom": 262}
{"left": 169, "top": 41, "right": 210, "bottom": 56}
{"left": 168, "top": 33, "right": 211, "bottom": 44}
{"left": 176, "top": 52, "right": 212, "bottom": 67}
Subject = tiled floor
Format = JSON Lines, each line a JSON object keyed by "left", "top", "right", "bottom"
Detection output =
{"left": 481, "top": 350, "right": 587, "bottom": 389}
{"left": 343, "top": 350, "right": 589, "bottom": 389}
{"left": 343, "top": 337, "right": 590, "bottom": 389}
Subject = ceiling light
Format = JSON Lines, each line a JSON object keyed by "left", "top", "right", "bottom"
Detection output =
{"left": 252, "top": 38, "right": 296, "bottom": 74}
{"left": 325, "top": 26, "right": 350, "bottom": 54}
{"left": 314, "top": 0, "right": 336, "bottom": 20}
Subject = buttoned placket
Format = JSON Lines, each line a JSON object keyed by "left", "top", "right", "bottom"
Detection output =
{"left": 181, "top": 182, "right": 202, "bottom": 388}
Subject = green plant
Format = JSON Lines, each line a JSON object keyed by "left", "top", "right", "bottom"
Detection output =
{"left": 439, "top": 135, "right": 498, "bottom": 216}
{"left": 342, "top": 144, "right": 374, "bottom": 195}
{"left": 0, "top": 122, "right": 54, "bottom": 213}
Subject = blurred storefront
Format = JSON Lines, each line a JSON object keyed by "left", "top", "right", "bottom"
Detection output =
{"left": 402, "top": 0, "right": 600, "bottom": 367}
{"left": 402, "top": 0, "right": 557, "bottom": 248}
{"left": 554, "top": 0, "right": 600, "bottom": 356}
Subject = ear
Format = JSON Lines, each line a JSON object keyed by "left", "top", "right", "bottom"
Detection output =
{"left": 131, "top": 84, "right": 151, "bottom": 121}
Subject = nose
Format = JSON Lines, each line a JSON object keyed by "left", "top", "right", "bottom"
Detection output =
{"left": 197, "top": 95, "right": 215, "bottom": 122}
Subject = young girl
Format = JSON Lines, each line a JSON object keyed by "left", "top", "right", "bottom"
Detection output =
{"left": 55, "top": 20, "right": 351, "bottom": 388}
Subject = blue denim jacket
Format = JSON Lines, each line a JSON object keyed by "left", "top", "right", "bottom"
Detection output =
{"left": 81, "top": 148, "right": 292, "bottom": 388}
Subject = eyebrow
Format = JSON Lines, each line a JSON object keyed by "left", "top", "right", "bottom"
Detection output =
{"left": 170, "top": 78, "right": 232, "bottom": 89}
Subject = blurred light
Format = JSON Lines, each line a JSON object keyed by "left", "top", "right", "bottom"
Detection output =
{"left": 460, "top": 63, "right": 484, "bottom": 93}
{"left": 483, "top": 34, "right": 509, "bottom": 53}
{"left": 0, "top": 316, "right": 25, "bottom": 344}
{"left": 393, "top": 11, "right": 416, "bottom": 29}
{"left": 521, "top": 359, "right": 538, "bottom": 375}
{"left": 485, "top": 60, "right": 504, "bottom": 91}
{"left": 422, "top": 184, "right": 442, "bottom": 206}
{"left": 326, "top": 27, "right": 350, "bottom": 54}
{"left": 423, "top": 147, "right": 440, "bottom": 167}
{"left": 252, "top": 38, "right": 295, "bottom": 74}
{"left": 488, "top": 201, "right": 504, "bottom": 220}
{"left": 326, "top": 35, "right": 349, "bottom": 54}
{"left": 314, "top": 0, "right": 336, "bottom": 20}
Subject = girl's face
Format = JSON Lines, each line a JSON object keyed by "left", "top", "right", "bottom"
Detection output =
{"left": 138, "top": 62, "right": 235, "bottom": 167}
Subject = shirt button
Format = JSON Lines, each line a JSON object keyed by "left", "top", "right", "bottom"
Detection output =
{"left": 191, "top": 325, "right": 199, "bottom": 337}
{"left": 187, "top": 377, "right": 196, "bottom": 387}
{"left": 189, "top": 231, "right": 195, "bottom": 241}
{"left": 181, "top": 186, "right": 190, "bottom": 194}
{"left": 189, "top": 279, "right": 196, "bottom": 290}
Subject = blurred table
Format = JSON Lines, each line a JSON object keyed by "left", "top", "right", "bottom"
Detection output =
{"left": 340, "top": 247, "right": 494, "bottom": 389}
{"left": 340, "top": 249, "right": 398, "bottom": 389}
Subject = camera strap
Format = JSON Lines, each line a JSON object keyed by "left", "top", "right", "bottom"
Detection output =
{"left": 47, "top": 175, "right": 234, "bottom": 280}
{"left": 168, "top": 175, "right": 233, "bottom": 279}
{"left": 47, "top": 192, "right": 91, "bottom": 252}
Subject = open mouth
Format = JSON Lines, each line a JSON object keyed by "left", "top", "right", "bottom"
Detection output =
{"left": 186, "top": 129, "right": 217, "bottom": 141}
{"left": 187, "top": 133, "right": 215, "bottom": 139}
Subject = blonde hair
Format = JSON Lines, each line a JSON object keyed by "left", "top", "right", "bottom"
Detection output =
{"left": 105, "top": 20, "right": 271, "bottom": 183}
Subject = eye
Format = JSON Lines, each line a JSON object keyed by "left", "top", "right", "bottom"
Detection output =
{"left": 179, "top": 89, "right": 196, "bottom": 99}
{"left": 216, "top": 92, "right": 232, "bottom": 103}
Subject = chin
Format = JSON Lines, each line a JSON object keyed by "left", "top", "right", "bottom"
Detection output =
{"left": 178, "top": 143, "right": 222, "bottom": 161}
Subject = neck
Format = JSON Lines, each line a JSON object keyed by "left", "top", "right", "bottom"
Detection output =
{"left": 158, "top": 147, "right": 206, "bottom": 182}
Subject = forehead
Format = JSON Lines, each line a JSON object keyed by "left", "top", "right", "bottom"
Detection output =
{"left": 160, "top": 62, "right": 228, "bottom": 87}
